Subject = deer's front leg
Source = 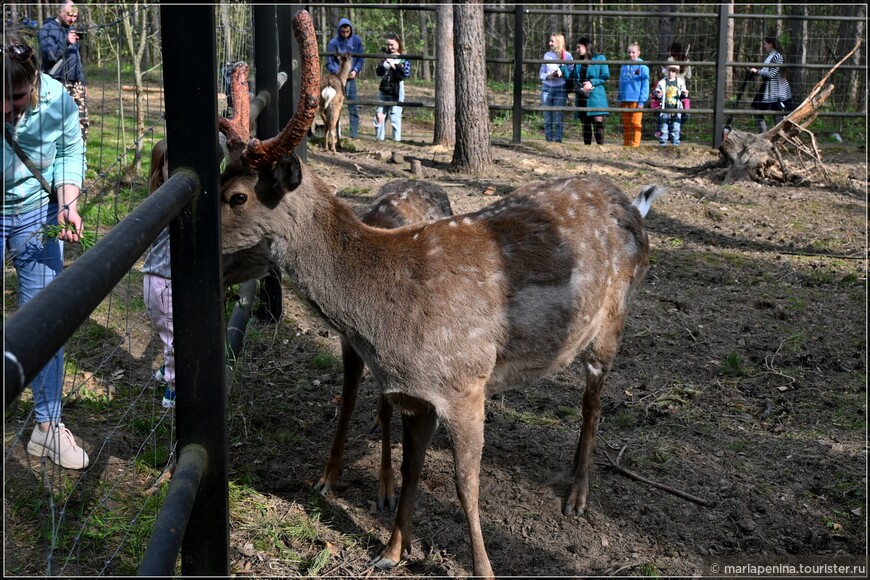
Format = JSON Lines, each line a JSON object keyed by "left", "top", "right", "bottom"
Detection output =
{"left": 371, "top": 405, "right": 437, "bottom": 569}
{"left": 314, "top": 339, "right": 365, "bottom": 495}
{"left": 445, "top": 391, "right": 493, "bottom": 579}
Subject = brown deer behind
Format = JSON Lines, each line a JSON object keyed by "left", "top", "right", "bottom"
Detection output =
{"left": 318, "top": 51, "right": 353, "bottom": 153}
{"left": 315, "top": 180, "right": 454, "bottom": 513}
{"left": 219, "top": 11, "right": 664, "bottom": 579}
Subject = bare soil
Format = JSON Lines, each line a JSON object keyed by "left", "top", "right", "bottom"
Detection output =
{"left": 221, "top": 131, "right": 867, "bottom": 577}
{"left": 4, "top": 122, "right": 866, "bottom": 577}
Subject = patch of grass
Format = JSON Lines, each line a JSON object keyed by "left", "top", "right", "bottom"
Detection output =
{"left": 337, "top": 186, "right": 372, "bottom": 196}
{"left": 310, "top": 350, "right": 340, "bottom": 371}
{"left": 785, "top": 296, "right": 807, "bottom": 312}
{"left": 830, "top": 395, "right": 866, "bottom": 431}
{"left": 727, "top": 439, "right": 749, "bottom": 453}
{"left": 721, "top": 352, "right": 749, "bottom": 377}
{"left": 501, "top": 407, "right": 560, "bottom": 427}
{"left": 305, "top": 547, "right": 331, "bottom": 576}
{"left": 640, "top": 562, "right": 661, "bottom": 577}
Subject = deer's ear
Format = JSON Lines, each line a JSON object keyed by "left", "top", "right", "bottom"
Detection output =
{"left": 255, "top": 154, "right": 303, "bottom": 203}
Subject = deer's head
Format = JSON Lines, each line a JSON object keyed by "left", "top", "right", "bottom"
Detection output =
{"left": 218, "top": 10, "right": 321, "bottom": 282}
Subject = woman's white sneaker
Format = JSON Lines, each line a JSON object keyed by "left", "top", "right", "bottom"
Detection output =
{"left": 26, "top": 423, "right": 90, "bottom": 470}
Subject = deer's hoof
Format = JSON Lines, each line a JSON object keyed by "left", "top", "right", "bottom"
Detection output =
{"left": 370, "top": 554, "right": 399, "bottom": 570}
{"left": 376, "top": 495, "right": 397, "bottom": 513}
{"left": 313, "top": 480, "right": 333, "bottom": 496}
{"left": 562, "top": 502, "right": 586, "bottom": 517}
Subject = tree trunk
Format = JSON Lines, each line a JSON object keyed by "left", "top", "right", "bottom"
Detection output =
{"left": 419, "top": 10, "right": 431, "bottom": 82}
{"left": 451, "top": 1, "right": 492, "bottom": 173}
{"left": 121, "top": 2, "right": 149, "bottom": 173}
{"left": 788, "top": 4, "right": 807, "bottom": 102}
{"left": 434, "top": 4, "right": 456, "bottom": 148}
{"left": 726, "top": 0, "right": 735, "bottom": 94}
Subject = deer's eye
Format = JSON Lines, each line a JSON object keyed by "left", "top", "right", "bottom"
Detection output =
{"left": 229, "top": 193, "right": 247, "bottom": 207}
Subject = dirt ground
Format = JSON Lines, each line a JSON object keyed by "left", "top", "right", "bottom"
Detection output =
{"left": 219, "top": 128, "right": 867, "bottom": 577}
{"left": 4, "top": 120, "right": 867, "bottom": 577}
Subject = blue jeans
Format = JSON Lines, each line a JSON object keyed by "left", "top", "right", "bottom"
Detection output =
{"left": 542, "top": 85, "right": 567, "bottom": 142}
{"left": 375, "top": 82, "right": 404, "bottom": 142}
{"left": 1, "top": 203, "right": 64, "bottom": 424}
{"left": 658, "top": 114, "right": 682, "bottom": 145}
{"left": 344, "top": 79, "right": 360, "bottom": 138}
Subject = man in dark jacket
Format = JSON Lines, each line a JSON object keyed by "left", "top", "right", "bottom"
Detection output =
{"left": 326, "top": 18, "right": 364, "bottom": 138}
{"left": 39, "top": 1, "right": 89, "bottom": 141}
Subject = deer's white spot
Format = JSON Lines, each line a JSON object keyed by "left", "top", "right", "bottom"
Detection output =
{"left": 587, "top": 361, "right": 603, "bottom": 376}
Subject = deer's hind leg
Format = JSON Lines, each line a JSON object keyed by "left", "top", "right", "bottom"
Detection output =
{"left": 565, "top": 295, "right": 631, "bottom": 516}
{"left": 372, "top": 396, "right": 437, "bottom": 569}
{"left": 314, "top": 338, "right": 365, "bottom": 495}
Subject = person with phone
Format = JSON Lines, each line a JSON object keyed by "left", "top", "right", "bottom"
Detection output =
{"left": 374, "top": 33, "right": 410, "bottom": 142}
{"left": 38, "top": 1, "right": 89, "bottom": 142}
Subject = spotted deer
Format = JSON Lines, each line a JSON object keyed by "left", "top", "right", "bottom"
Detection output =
{"left": 219, "top": 11, "right": 664, "bottom": 579}
{"left": 318, "top": 50, "right": 353, "bottom": 153}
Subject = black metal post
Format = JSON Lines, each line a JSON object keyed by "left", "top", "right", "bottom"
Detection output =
{"left": 253, "top": 5, "right": 280, "bottom": 140}
{"left": 513, "top": 4, "right": 524, "bottom": 145}
{"left": 137, "top": 445, "right": 208, "bottom": 576}
{"left": 160, "top": 5, "right": 230, "bottom": 577}
{"left": 252, "top": 4, "right": 285, "bottom": 324}
{"left": 713, "top": 2, "right": 731, "bottom": 148}
{"left": 276, "top": 4, "right": 295, "bottom": 129}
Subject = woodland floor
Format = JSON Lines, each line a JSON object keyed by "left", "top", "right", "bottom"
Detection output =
{"left": 4, "top": 119, "right": 867, "bottom": 577}
{"left": 221, "top": 127, "right": 868, "bottom": 577}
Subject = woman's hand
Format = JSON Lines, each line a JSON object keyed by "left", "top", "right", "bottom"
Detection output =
{"left": 56, "top": 185, "right": 83, "bottom": 243}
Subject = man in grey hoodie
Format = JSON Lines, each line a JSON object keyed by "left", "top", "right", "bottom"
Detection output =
{"left": 326, "top": 18, "right": 365, "bottom": 138}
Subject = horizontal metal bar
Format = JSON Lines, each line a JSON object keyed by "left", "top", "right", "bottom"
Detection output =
{"left": 226, "top": 280, "right": 258, "bottom": 368}
{"left": 4, "top": 171, "right": 198, "bottom": 406}
{"left": 137, "top": 444, "right": 208, "bottom": 577}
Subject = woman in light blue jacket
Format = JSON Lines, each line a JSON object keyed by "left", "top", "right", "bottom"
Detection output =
{"left": 539, "top": 33, "right": 571, "bottom": 143}
{"left": 3, "top": 33, "right": 89, "bottom": 470}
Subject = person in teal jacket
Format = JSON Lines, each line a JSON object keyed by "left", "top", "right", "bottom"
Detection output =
{"left": 3, "top": 33, "right": 89, "bottom": 470}
{"left": 562, "top": 37, "right": 610, "bottom": 145}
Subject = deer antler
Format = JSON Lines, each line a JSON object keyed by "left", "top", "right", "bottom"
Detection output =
{"left": 218, "top": 62, "right": 252, "bottom": 150}
{"left": 242, "top": 9, "right": 320, "bottom": 169}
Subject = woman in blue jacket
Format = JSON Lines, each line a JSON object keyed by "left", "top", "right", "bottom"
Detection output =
{"left": 563, "top": 37, "right": 610, "bottom": 145}
{"left": 3, "top": 33, "right": 89, "bottom": 470}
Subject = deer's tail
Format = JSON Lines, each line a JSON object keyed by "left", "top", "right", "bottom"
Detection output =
{"left": 631, "top": 185, "right": 666, "bottom": 219}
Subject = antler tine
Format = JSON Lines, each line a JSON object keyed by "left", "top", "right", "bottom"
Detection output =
{"left": 243, "top": 9, "right": 320, "bottom": 170}
{"left": 217, "top": 62, "right": 252, "bottom": 151}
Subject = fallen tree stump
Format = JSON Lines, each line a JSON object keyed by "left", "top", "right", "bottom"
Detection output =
{"left": 701, "top": 40, "right": 860, "bottom": 186}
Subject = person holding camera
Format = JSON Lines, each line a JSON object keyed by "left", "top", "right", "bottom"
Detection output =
{"left": 39, "top": 1, "right": 89, "bottom": 142}
{"left": 374, "top": 33, "right": 410, "bottom": 142}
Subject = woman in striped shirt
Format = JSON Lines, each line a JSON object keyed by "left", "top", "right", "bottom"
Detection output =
{"left": 749, "top": 36, "right": 793, "bottom": 133}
